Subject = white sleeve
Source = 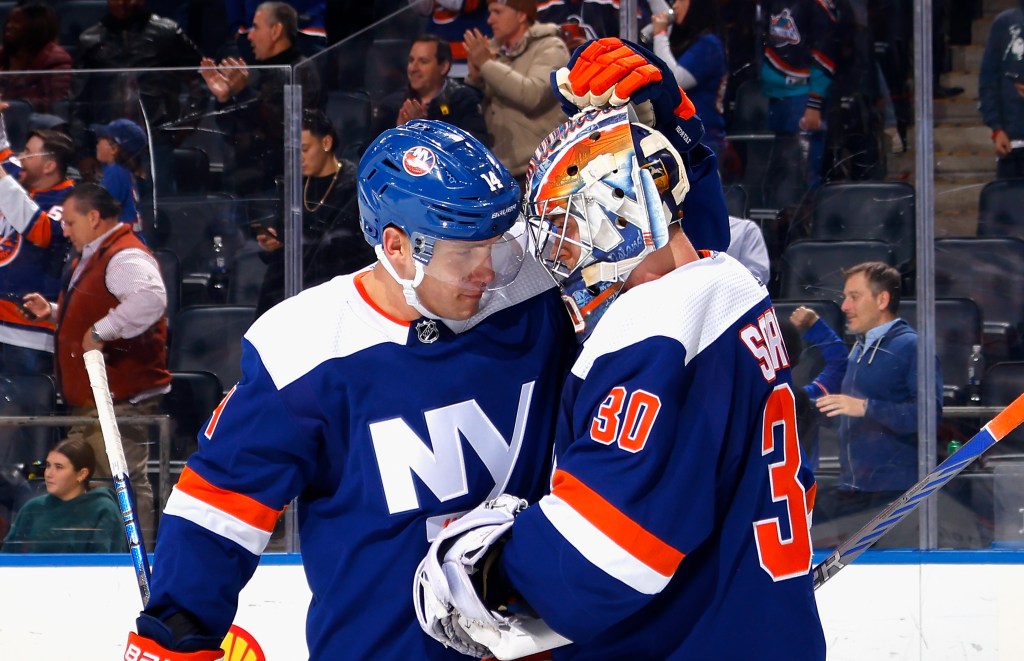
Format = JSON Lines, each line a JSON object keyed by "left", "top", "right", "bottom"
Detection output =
{"left": 0, "top": 173, "right": 42, "bottom": 234}
{"left": 651, "top": 33, "right": 698, "bottom": 90}
{"left": 726, "top": 217, "right": 771, "bottom": 284}
{"left": 93, "top": 248, "right": 167, "bottom": 340}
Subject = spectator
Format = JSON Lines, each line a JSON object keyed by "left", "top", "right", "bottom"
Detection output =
{"left": 869, "top": 0, "right": 912, "bottom": 153}
{"left": 411, "top": 0, "right": 491, "bottom": 79}
{"left": 725, "top": 215, "right": 770, "bottom": 284}
{"left": 90, "top": 119, "right": 147, "bottom": 232}
{"left": 74, "top": 0, "right": 205, "bottom": 197}
{"left": 22, "top": 183, "right": 170, "bottom": 547}
{"left": 463, "top": 0, "right": 570, "bottom": 184}
{"left": 0, "top": 438, "right": 125, "bottom": 553}
{"left": 649, "top": 0, "right": 728, "bottom": 161}
{"left": 199, "top": 1, "right": 320, "bottom": 195}
{"left": 787, "top": 305, "right": 848, "bottom": 469}
{"left": 0, "top": 125, "right": 75, "bottom": 378}
{"left": 980, "top": 1, "right": 1024, "bottom": 179}
{"left": 815, "top": 262, "right": 942, "bottom": 542}
{"left": 225, "top": 0, "right": 327, "bottom": 57}
{"left": 253, "top": 110, "right": 375, "bottom": 316}
{"left": 759, "top": 0, "right": 839, "bottom": 191}
{"left": 371, "top": 34, "right": 489, "bottom": 145}
{"left": 0, "top": 1, "right": 72, "bottom": 114}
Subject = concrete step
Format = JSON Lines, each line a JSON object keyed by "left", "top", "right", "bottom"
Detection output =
{"left": 934, "top": 94, "right": 981, "bottom": 123}
{"left": 934, "top": 125, "right": 992, "bottom": 152}
{"left": 935, "top": 149, "right": 998, "bottom": 174}
{"left": 953, "top": 45, "right": 984, "bottom": 73}
{"left": 973, "top": 15, "right": 997, "bottom": 45}
{"left": 935, "top": 174, "right": 991, "bottom": 210}
{"left": 944, "top": 71, "right": 979, "bottom": 96}
{"left": 983, "top": 0, "right": 1017, "bottom": 16}
{"left": 935, "top": 209, "right": 979, "bottom": 238}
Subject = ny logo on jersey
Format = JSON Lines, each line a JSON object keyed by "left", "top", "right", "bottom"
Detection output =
{"left": 739, "top": 308, "right": 791, "bottom": 383}
{"left": 370, "top": 381, "right": 535, "bottom": 514}
{"left": 480, "top": 170, "right": 504, "bottom": 192}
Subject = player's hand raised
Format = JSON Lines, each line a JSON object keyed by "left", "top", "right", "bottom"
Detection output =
{"left": 550, "top": 37, "right": 704, "bottom": 153}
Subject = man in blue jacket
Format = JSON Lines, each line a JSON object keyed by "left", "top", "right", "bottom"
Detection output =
{"left": 979, "top": 0, "right": 1024, "bottom": 179}
{"left": 816, "top": 261, "right": 942, "bottom": 545}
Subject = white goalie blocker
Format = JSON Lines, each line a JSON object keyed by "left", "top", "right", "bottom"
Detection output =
{"left": 414, "top": 495, "right": 571, "bottom": 660}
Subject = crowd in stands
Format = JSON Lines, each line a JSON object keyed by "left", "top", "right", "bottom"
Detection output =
{"left": 0, "top": 0, "right": 1016, "bottom": 554}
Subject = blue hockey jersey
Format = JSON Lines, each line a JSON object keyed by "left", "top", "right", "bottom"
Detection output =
{"left": 500, "top": 252, "right": 826, "bottom": 659}
{"left": 143, "top": 257, "right": 575, "bottom": 659}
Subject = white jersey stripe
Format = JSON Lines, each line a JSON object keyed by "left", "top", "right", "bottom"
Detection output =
{"left": 538, "top": 494, "right": 672, "bottom": 595}
{"left": 163, "top": 487, "right": 272, "bottom": 556}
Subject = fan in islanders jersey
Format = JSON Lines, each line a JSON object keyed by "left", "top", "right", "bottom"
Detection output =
{"left": 123, "top": 120, "right": 575, "bottom": 660}
{"left": 414, "top": 48, "right": 826, "bottom": 660}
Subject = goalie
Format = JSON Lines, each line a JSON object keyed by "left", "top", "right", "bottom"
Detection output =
{"left": 414, "top": 39, "right": 826, "bottom": 660}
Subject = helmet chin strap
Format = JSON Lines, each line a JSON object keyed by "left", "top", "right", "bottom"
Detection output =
{"left": 374, "top": 244, "right": 439, "bottom": 320}
{"left": 374, "top": 244, "right": 494, "bottom": 328}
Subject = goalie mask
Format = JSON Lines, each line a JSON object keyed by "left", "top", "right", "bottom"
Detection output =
{"left": 358, "top": 120, "right": 526, "bottom": 321}
{"left": 524, "top": 106, "right": 689, "bottom": 338}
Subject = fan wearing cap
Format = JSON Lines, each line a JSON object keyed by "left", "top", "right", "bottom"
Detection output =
{"left": 91, "top": 119, "right": 146, "bottom": 233}
{"left": 462, "top": 0, "right": 569, "bottom": 184}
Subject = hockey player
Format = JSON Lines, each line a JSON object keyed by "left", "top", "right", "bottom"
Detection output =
{"left": 124, "top": 121, "right": 575, "bottom": 660}
{"left": 414, "top": 73, "right": 826, "bottom": 660}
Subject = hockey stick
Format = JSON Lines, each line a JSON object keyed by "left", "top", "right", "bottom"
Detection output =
{"left": 84, "top": 349, "right": 153, "bottom": 606}
{"left": 813, "top": 390, "right": 1024, "bottom": 590}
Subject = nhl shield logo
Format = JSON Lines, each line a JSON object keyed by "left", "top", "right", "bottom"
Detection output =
{"left": 416, "top": 319, "right": 439, "bottom": 344}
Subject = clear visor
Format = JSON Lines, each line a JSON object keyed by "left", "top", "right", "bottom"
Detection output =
{"left": 420, "top": 221, "right": 527, "bottom": 291}
{"left": 525, "top": 194, "right": 594, "bottom": 282}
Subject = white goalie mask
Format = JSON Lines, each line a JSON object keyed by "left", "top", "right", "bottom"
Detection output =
{"left": 523, "top": 105, "right": 690, "bottom": 338}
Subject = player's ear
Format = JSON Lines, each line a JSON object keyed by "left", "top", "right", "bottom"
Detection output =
{"left": 380, "top": 226, "right": 416, "bottom": 279}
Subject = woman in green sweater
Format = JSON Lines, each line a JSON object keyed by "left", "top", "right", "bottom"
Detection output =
{"left": 1, "top": 438, "right": 125, "bottom": 553}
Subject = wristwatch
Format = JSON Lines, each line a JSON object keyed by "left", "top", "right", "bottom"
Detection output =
{"left": 90, "top": 326, "right": 102, "bottom": 343}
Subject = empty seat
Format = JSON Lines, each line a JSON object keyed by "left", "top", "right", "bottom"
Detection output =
{"left": 978, "top": 178, "right": 1024, "bottom": 240}
{"left": 150, "top": 194, "right": 243, "bottom": 275}
{"left": 724, "top": 184, "right": 748, "bottom": 219}
{"left": 0, "top": 374, "right": 57, "bottom": 469}
{"left": 168, "top": 305, "right": 256, "bottom": 391}
{"left": 934, "top": 237, "right": 1024, "bottom": 361}
{"left": 163, "top": 370, "right": 224, "bottom": 460}
{"left": 899, "top": 298, "right": 983, "bottom": 402}
{"left": 778, "top": 239, "right": 895, "bottom": 303}
{"left": 172, "top": 147, "right": 211, "bottom": 194}
{"left": 227, "top": 249, "right": 267, "bottom": 306}
{"left": 729, "top": 79, "right": 770, "bottom": 133}
{"left": 811, "top": 182, "right": 915, "bottom": 269}
{"left": 982, "top": 361, "right": 1024, "bottom": 407}
{"left": 365, "top": 38, "right": 412, "bottom": 97}
{"left": 152, "top": 248, "right": 181, "bottom": 329}
{"left": 326, "top": 90, "right": 372, "bottom": 159}
{"left": 58, "top": 1, "right": 107, "bottom": 48}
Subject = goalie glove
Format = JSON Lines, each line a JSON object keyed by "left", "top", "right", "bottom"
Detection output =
{"left": 552, "top": 37, "right": 704, "bottom": 155}
{"left": 414, "top": 494, "right": 572, "bottom": 660}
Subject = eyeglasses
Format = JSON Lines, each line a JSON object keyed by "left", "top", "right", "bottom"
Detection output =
{"left": 19, "top": 151, "right": 54, "bottom": 160}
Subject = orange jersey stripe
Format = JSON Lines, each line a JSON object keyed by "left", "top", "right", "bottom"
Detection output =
{"left": 552, "top": 469, "right": 684, "bottom": 577}
{"left": 355, "top": 270, "right": 411, "bottom": 327}
{"left": 176, "top": 466, "right": 283, "bottom": 533}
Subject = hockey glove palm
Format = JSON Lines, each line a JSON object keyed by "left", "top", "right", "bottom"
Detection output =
{"left": 414, "top": 494, "right": 571, "bottom": 660}
{"left": 552, "top": 37, "right": 704, "bottom": 153}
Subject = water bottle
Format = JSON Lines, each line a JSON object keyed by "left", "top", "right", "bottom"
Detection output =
{"left": 208, "top": 235, "right": 228, "bottom": 303}
{"left": 966, "top": 344, "right": 984, "bottom": 404}
{"left": 947, "top": 439, "right": 963, "bottom": 457}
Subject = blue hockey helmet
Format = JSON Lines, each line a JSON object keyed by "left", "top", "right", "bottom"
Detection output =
{"left": 524, "top": 105, "right": 690, "bottom": 337}
{"left": 358, "top": 120, "right": 522, "bottom": 255}
{"left": 357, "top": 120, "right": 527, "bottom": 319}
